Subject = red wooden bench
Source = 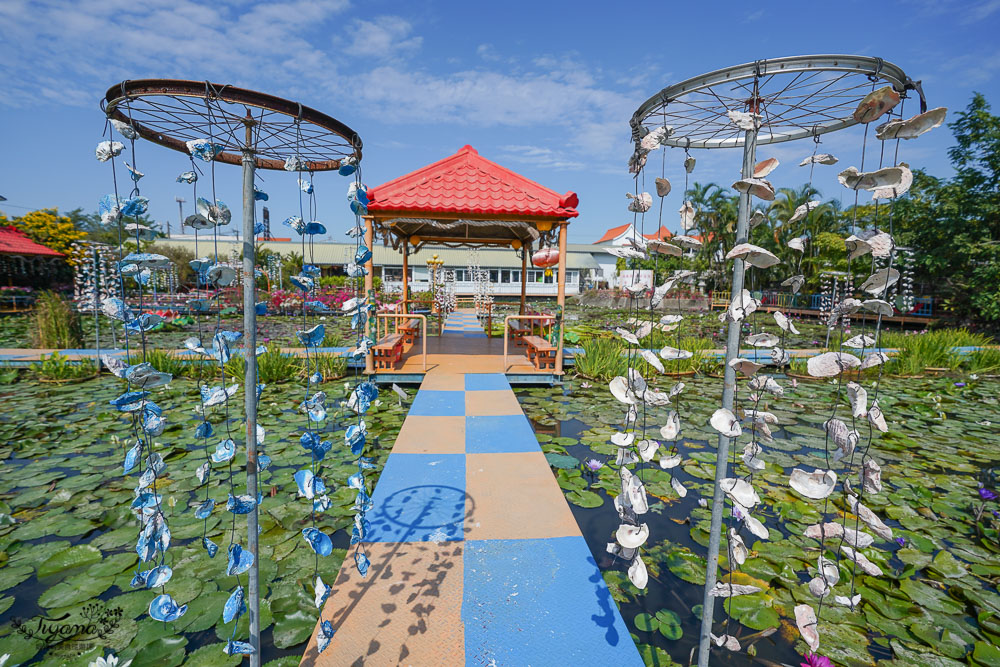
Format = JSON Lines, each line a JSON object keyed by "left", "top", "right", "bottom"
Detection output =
{"left": 373, "top": 333, "right": 404, "bottom": 370}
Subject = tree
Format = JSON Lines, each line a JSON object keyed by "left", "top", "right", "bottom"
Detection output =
{"left": 0, "top": 208, "right": 85, "bottom": 256}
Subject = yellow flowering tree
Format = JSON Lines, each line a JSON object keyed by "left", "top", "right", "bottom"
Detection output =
{"left": 0, "top": 208, "right": 85, "bottom": 257}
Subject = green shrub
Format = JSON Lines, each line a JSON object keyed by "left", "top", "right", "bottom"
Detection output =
{"left": 33, "top": 291, "right": 82, "bottom": 348}
{"left": 225, "top": 342, "right": 302, "bottom": 384}
{"left": 33, "top": 351, "right": 97, "bottom": 381}
{"left": 143, "top": 348, "right": 189, "bottom": 379}
{"left": 574, "top": 336, "right": 627, "bottom": 381}
{"left": 880, "top": 328, "right": 992, "bottom": 375}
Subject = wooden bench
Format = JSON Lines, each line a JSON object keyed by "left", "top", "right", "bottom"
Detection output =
{"left": 523, "top": 335, "right": 556, "bottom": 370}
{"left": 508, "top": 320, "right": 531, "bottom": 346}
{"left": 373, "top": 333, "right": 404, "bottom": 370}
{"left": 397, "top": 318, "right": 421, "bottom": 346}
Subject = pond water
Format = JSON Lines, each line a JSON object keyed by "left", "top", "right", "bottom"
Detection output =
{"left": 0, "top": 375, "right": 404, "bottom": 665}
{"left": 514, "top": 374, "right": 1000, "bottom": 666}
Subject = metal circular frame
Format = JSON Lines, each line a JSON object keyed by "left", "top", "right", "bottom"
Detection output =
{"left": 630, "top": 55, "right": 925, "bottom": 149}
{"left": 102, "top": 79, "right": 362, "bottom": 171}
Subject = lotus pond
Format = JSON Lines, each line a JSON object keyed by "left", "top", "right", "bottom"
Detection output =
{"left": 515, "top": 374, "right": 1000, "bottom": 666}
{"left": 0, "top": 374, "right": 406, "bottom": 665}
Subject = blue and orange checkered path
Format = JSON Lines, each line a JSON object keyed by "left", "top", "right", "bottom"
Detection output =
{"left": 302, "top": 312, "right": 642, "bottom": 666}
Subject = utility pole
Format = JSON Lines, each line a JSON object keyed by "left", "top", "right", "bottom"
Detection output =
{"left": 174, "top": 197, "right": 184, "bottom": 238}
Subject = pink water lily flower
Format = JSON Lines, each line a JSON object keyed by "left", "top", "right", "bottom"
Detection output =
{"left": 801, "top": 653, "right": 833, "bottom": 667}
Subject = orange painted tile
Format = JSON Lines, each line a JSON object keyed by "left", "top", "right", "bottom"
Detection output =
{"left": 419, "top": 374, "right": 466, "bottom": 390}
{"left": 301, "top": 541, "right": 465, "bottom": 666}
{"left": 465, "top": 390, "right": 522, "bottom": 416}
{"left": 465, "top": 452, "right": 582, "bottom": 541}
{"left": 393, "top": 416, "right": 465, "bottom": 454}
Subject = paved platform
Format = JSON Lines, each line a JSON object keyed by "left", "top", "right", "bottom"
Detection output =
{"left": 300, "top": 311, "right": 642, "bottom": 666}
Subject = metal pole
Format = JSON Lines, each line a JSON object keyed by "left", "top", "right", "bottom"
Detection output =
{"left": 240, "top": 124, "right": 261, "bottom": 665}
{"left": 697, "top": 125, "right": 757, "bottom": 667}
{"left": 93, "top": 247, "right": 101, "bottom": 363}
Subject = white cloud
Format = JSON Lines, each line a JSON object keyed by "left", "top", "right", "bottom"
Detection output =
{"left": 498, "top": 145, "right": 586, "bottom": 170}
{"left": 344, "top": 16, "right": 422, "bottom": 59}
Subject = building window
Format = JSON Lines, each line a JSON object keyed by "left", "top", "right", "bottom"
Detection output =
{"left": 489, "top": 269, "right": 499, "bottom": 283}
{"left": 511, "top": 270, "right": 520, "bottom": 282}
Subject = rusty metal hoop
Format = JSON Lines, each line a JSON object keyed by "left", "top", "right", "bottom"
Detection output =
{"left": 102, "top": 79, "right": 362, "bottom": 170}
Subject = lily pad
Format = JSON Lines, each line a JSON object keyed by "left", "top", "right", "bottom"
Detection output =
{"left": 38, "top": 544, "right": 103, "bottom": 578}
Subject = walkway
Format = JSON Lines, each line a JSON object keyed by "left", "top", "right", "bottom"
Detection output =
{"left": 301, "top": 310, "right": 641, "bottom": 666}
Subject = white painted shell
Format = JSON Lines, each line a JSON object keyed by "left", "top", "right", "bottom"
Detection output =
{"left": 640, "top": 125, "right": 672, "bottom": 150}
{"left": 636, "top": 439, "right": 660, "bottom": 463}
{"left": 838, "top": 165, "right": 905, "bottom": 192}
{"left": 862, "top": 299, "right": 894, "bottom": 316}
{"left": 659, "top": 453, "right": 682, "bottom": 469}
{"left": 679, "top": 201, "right": 696, "bottom": 230}
{"left": 626, "top": 192, "right": 653, "bottom": 213}
{"left": 771, "top": 347, "right": 790, "bottom": 367}
{"left": 818, "top": 555, "right": 840, "bottom": 587}
{"left": 746, "top": 332, "right": 779, "bottom": 348}
{"left": 834, "top": 594, "right": 862, "bottom": 607}
{"left": 782, "top": 274, "right": 805, "bottom": 293}
{"left": 659, "top": 314, "right": 684, "bottom": 325}
{"left": 611, "top": 431, "right": 635, "bottom": 448}
{"left": 727, "top": 289, "right": 760, "bottom": 322}
{"left": 711, "top": 409, "right": 742, "bottom": 438}
{"left": 742, "top": 441, "right": 765, "bottom": 471}
{"left": 774, "top": 311, "right": 800, "bottom": 334}
{"left": 868, "top": 401, "right": 888, "bottom": 433}
{"left": 744, "top": 409, "right": 778, "bottom": 425}
{"left": 640, "top": 348, "right": 665, "bottom": 373}
{"left": 660, "top": 411, "right": 680, "bottom": 440}
{"left": 841, "top": 545, "right": 883, "bottom": 577}
{"left": 787, "top": 235, "right": 809, "bottom": 252}
{"left": 729, "top": 357, "right": 764, "bottom": 376}
{"left": 673, "top": 234, "right": 702, "bottom": 249}
{"left": 860, "top": 351, "right": 890, "bottom": 370}
{"left": 789, "top": 468, "right": 837, "bottom": 499}
{"left": 853, "top": 86, "right": 901, "bottom": 123}
{"left": 807, "top": 351, "right": 861, "bottom": 377}
{"left": 803, "top": 522, "right": 843, "bottom": 541}
{"left": 800, "top": 153, "right": 839, "bottom": 166}
{"left": 647, "top": 240, "right": 682, "bottom": 257}
{"left": 668, "top": 381, "right": 685, "bottom": 398}
{"left": 873, "top": 164, "right": 913, "bottom": 200}
{"left": 728, "top": 109, "right": 761, "bottom": 130}
{"left": 655, "top": 177, "right": 671, "bottom": 197}
{"left": 844, "top": 235, "right": 872, "bottom": 260}
{"left": 712, "top": 634, "right": 742, "bottom": 652}
{"left": 616, "top": 523, "right": 649, "bottom": 549}
{"left": 671, "top": 477, "right": 688, "bottom": 498}
{"left": 788, "top": 200, "right": 820, "bottom": 224}
{"left": 732, "top": 178, "right": 776, "bottom": 201}
{"left": 744, "top": 513, "right": 769, "bottom": 540}
{"left": 808, "top": 576, "right": 829, "bottom": 598}
{"left": 725, "top": 243, "right": 780, "bottom": 268}
{"left": 847, "top": 381, "right": 868, "bottom": 419}
{"left": 606, "top": 246, "right": 647, "bottom": 260}
{"left": 684, "top": 155, "right": 696, "bottom": 173}
{"left": 660, "top": 346, "right": 693, "bottom": 360}
{"left": 794, "top": 604, "right": 820, "bottom": 652}
{"left": 708, "top": 582, "right": 761, "bottom": 598}
{"left": 754, "top": 157, "right": 779, "bottom": 178}
{"left": 623, "top": 281, "right": 650, "bottom": 296}
{"left": 876, "top": 107, "right": 946, "bottom": 140}
{"left": 749, "top": 210, "right": 767, "bottom": 229}
{"left": 843, "top": 334, "right": 876, "bottom": 349}
{"left": 628, "top": 555, "right": 648, "bottom": 589}
{"left": 609, "top": 376, "right": 637, "bottom": 405}
{"left": 720, "top": 477, "right": 760, "bottom": 509}
{"left": 862, "top": 459, "right": 883, "bottom": 494}
{"left": 849, "top": 495, "right": 893, "bottom": 541}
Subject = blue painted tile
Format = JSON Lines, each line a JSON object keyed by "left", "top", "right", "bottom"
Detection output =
{"left": 461, "top": 332, "right": 488, "bottom": 338}
{"left": 367, "top": 453, "right": 466, "bottom": 542}
{"left": 409, "top": 390, "right": 466, "bottom": 416}
{"left": 464, "top": 374, "right": 510, "bottom": 391}
{"left": 465, "top": 415, "right": 539, "bottom": 453}
{"left": 463, "top": 537, "right": 642, "bottom": 665}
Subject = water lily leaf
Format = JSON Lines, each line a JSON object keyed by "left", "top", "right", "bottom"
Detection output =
{"left": 634, "top": 612, "right": 656, "bottom": 632}
{"left": 0, "top": 626, "right": 42, "bottom": 664}
{"left": 973, "top": 640, "right": 1000, "bottom": 665}
{"left": 0, "top": 564, "right": 34, "bottom": 591}
{"left": 566, "top": 489, "right": 604, "bottom": 508}
{"left": 719, "top": 592, "right": 780, "bottom": 631}
{"left": 38, "top": 573, "right": 114, "bottom": 608}
{"left": 930, "top": 550, "right": 969, "bottom": 579}
{"left": 665, "top": 548, "right": 706, "bottom": 585}
{"left": 183, "top": 642, "right": 242, "bottom": 666}
{"left": 545, "top": 453, "right": 580, "bottom": 469}
{"left": 899, "top": 578, "right": 965, "bottom": 615}
{"left": 654, "top": 608, "right": 683, "bottom": 640}
{"left": 86, "top": 552, "right": 139, "bottom": 578}
{"left": 272, "top": 609, "right": 315, "bottom": 648}
{"left": 37, "top": 544, "right": 102, "bottom": 577}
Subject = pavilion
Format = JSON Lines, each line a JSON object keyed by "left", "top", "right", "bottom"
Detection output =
{"left": 360, "top": 145, "right": 579, "bottom": 378}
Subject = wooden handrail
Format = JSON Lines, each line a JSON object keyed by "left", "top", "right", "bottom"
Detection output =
{"left": 503, "top": 314, "right": 555, "bottom": 371}
{"left": 375, "top": 313, "right": 427, "bottom": 371}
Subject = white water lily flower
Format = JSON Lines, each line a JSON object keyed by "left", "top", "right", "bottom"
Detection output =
{"left": 671, "top": 477, "right": 688, "bottom": 498}
{"left": 628, "top": 555, "right": 648, "bottom": 589}
{"left": 636, "top": 439, "right": 660, "bottom": 463}
{"left": 774, "top": 311, "right": 800, "bottom": 334}
{"left": 847, "top": 382, "right": 868, "bottom": 418}
{"left": 789, "top": 468, "right": 837, "bottom": 499}
{"left": 709, "top": 582, "right": 761, "bottom": 598}
{"left": 660, "top": 411, "right": 680, "bottom": 440}
{"left": 746, "top": 332, "right": 779, "bottom": 348}
{"left": 616, "top": 523, "right": 649, "bottom": 549}
{"left": 795, "top": 604, "right": 820, "bottom": 652}
{"left": 90, "top": 655, "right": 133, "bottom": 667}
{"left": 729, "top": 528, "right": 749, "bottom": 565}
{"left": 848, "top": 495, "right": 893, "bottom": 540}
{"left": 729, "top": 358, "right": 763, "bottom": 376}
{"left": 660, "top": 453, "right": 682, "bottom": 469}
{"left": 720, "top": 477, "right": 760, "bottom": 509}
{"left": 710, "top": 409, "right": 742, "bottom": 438}
{"left": 807, "top": 351, "right": 861, "bottom": 378}
{"left": 640, "top": 348, "right": 665, "bottom": 373}
{"left": 725, "top": 242, "right": 780, "bottom": 268}
{"left": 841, "top": 545, "right": 883, "bottom": 576}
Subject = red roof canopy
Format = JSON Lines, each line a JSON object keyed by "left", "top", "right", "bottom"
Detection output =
{"left": 367, "top": 145, "right": 579, "bottom": 219}
{"left": 594, "top": 223, "right": 631, "bottom": 244}
{"left": 0, "top": 226, "right": 63, "bottom": 257}
{"left": 643, "top": 226, "right": 673, "bottom": 241}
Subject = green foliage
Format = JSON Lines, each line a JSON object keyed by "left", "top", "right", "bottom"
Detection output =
{"left": 1, "top": 208, "right": 85, "bottom": 256}
{"left": 225, "top": 342, "right": 303, "bottom": 384}
{"left": 0, "top": 362, "right": 20, "bottom": 384}
{"left": 881, "top": 328, "right": 993, "bottom": 375}
{"left": 574, "top": 336, "right": 627, "bottom": 380}
{"left": 147, "top": 242, "right": 195, "bottom": 285}
{"left": 32, "top": 351, "right": 97, "bottom": 380}
{"left": 33, "top": 291, "right": 83, "bottom": 348}
{"left": 143, "top": 348, "right": 190, "bottom": 379}
{"left": 312, "top": 352, "right": 347, "bottom": 380}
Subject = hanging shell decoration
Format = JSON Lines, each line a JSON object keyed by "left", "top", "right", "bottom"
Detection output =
{"left": 876, "top": 107, "right": 947, "bottom": 140}
{"left": 852, "top": 86, "right": 901, "bottom": 123}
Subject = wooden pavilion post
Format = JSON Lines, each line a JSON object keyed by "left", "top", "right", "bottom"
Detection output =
{"left": 401, "top": 238, "right": 409, "bottom": 314}
{"left": 519, "top": 247, "right": 528, "bottom": 315}
{"left": 555, "top": 221, "right": 568, "bottom": 375}
{"left": 363, "top": 215, "right": 375, "bottom": 374}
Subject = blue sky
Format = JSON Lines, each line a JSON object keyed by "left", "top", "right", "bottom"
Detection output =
{"left": 1, "top": 0, "right": 998, "bottom": 244}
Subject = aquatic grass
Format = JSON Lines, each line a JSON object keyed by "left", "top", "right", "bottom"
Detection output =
{"left": 881, "top": 328, "right": 994, "bottom": 375}
{"left": 574, "top": 335, "right": 628, "bottom": 381}
{"left": 225, "top": 342, "right": 303, "bottom": 384}
{"left": 32, "top": 351, "right": 97, "bottom": 381}
{"left": 143, "top": 347, "right": 189, "bottom": 379}
{"left": 312, "top": 352, "right": 348, "bottom": 381}
{"left": 32, "top": 291, "right": 83, "bottom": 349}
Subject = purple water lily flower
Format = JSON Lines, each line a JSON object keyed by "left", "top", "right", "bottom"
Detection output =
{"left": 955, "top": 382, "right": 966, "bottom": 388}
{"left": 584, "top": 458, "right": 604, "bottom": 473}
{"left": 978, "top": 486, "right": 998, "bottom": 501}
{"left": 894, "top": 537, "right": 906, "bottom": 547}
{"left": 801, "top": 654, "right": 834, "bottom": 667}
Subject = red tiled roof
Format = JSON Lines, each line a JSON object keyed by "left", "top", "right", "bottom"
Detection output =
{"left": 0, "top": 226, "right": 63, "bottom": 257}
{"left": 642, "top": 226, "right": 673, "bottom": 241}
{"left": 367, "top": 145, "right": 579, "bottom": 219}
{"left": 594, "top": 223, "right": 631, "bottom": 244}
